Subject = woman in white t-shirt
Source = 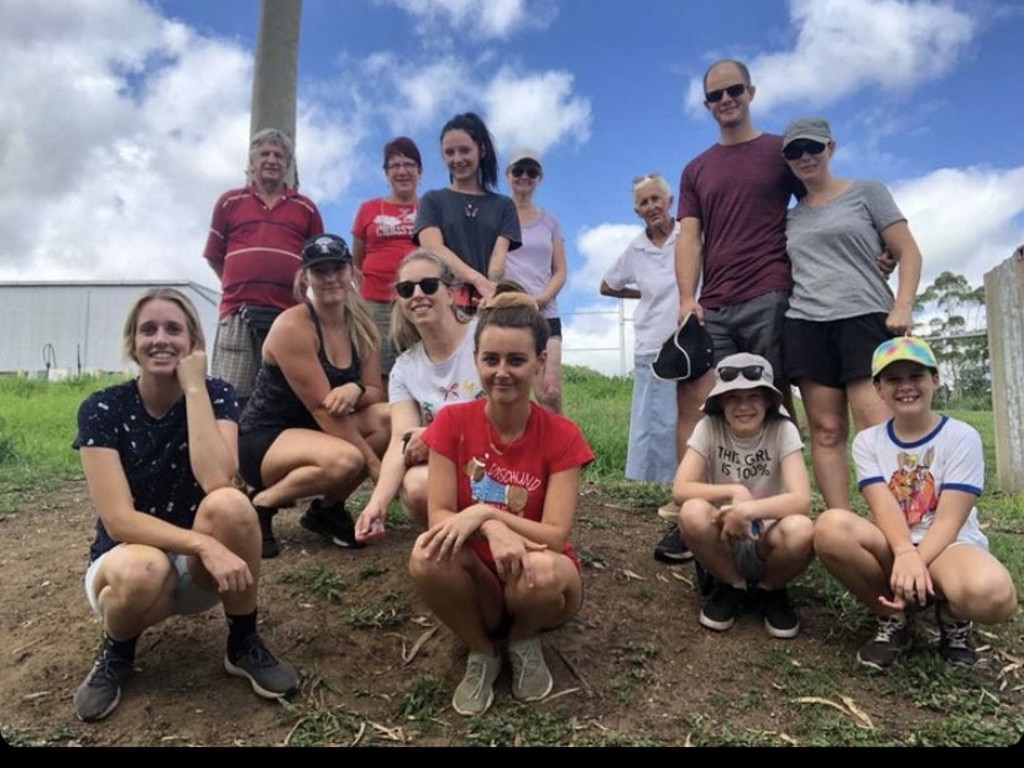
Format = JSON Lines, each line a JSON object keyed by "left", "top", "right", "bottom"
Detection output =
{"left": 354, "top": 249, "right": 484, "bottom": 541}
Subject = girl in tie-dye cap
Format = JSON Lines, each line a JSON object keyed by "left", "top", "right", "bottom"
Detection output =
{"left": 814, "top": 336, "right": 1017, "bottom": 671}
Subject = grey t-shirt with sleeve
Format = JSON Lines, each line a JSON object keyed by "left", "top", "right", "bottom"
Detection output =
{"left": 785, "top": 180, "right": 905, "bottom": 321}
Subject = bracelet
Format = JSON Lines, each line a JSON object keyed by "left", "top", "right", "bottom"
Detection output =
{"left": 351, "top": 381, "right": 366, "bottom": 398}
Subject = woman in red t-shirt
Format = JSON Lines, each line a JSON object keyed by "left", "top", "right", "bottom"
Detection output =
{"left": 351, "top": 137, "right": 421, "bottom": 392}
{"left": 410, "top": 289, "right": 593, "bottom": 717}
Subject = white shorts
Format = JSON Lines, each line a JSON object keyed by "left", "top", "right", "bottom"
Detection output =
{"left": 84, "top": 546, "right": 220, "bottom": 617}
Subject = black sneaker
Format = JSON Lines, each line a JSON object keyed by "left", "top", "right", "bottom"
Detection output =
{"left": 653, "top": 524, "right": 693, "bottom": 563}
{"left": 857, "top": 613, "right": 911, "bottom": 670}
{"left": 699, "top": 583, "right": 746, "bottom": 631}
{"left": 224, "top": 633, "right": 299, "bottom": 699}
{"left": 760, "top": 587, "right": 800, "bottom": 638}
{"left": 73, "top": 637, "right": 134, "bottom": 722}
{"left": 299, "top": 498, "right": 364, "bottom": 549}
{"left": 937, "top": 605, "right": 977, "bottom": 667}
{"left": 256, "top": 506, "right": 279, "bottom": 559}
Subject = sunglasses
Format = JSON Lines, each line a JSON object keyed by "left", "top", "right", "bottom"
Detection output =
{"left": 782, "top": 140, "right": 828, "bottom": 160}
{"left": 705, "top": 83, "right": 746, "bottom": 103}
{"left": 510, "top": 166, "right": 540, "bottom": 179}
{"left": 395, "top": 277, "right": 447, "bottom": 299}
{"left": 718, "top": 365, "right": 764, "bottom": 382}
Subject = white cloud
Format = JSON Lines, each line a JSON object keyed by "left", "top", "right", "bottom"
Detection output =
{"left": 559, "top": 222, "right": 643, "bottom": 375}
{"left": 0, "top": 0, "right": 360, "bottom": 287}
{"left": 891, "top": 165, "right": 1024, "bottom": 288}
{"left": 379, "top": 0, "right": 556, "bottom": 40}
{"left": 482, "top": 68, "right": 593, "bottom": 155}
{"left": 686, "top": 0, "right": 976, "bottom": 115}
{"left": 572, "top": 222, "right": 642, "bottom": 291}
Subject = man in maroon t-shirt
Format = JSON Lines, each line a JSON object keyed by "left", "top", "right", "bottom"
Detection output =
{"left": 204, "top": 128, "right": 324, "bottom": 406}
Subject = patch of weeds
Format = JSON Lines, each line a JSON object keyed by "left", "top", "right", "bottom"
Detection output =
{"left": 577, "top": 513, "right": 624, "bottom": 531}
{"left": 396, "top": 675, "right": 448, "bottom": 720}
{"left": 576, "top": 547, "right": 606, "bottom": 570}
{"left": 358, "top": 563, "right": 388, "bottom": 580}
{"left": 280, "top": 701, "right": 368, "bottom": 747}
{"left": 0, "top": 724, "right": 79, "bottom": 747}
{"left": 345, "top": 595, "right": 410, "bottom": 629}
{"left": 463, "top": 707, "right": 578, "bottom": 746}
{"left": 601, "top": 479, "right": 669, "bottom": 508}
{"left": 634, "top": 585, "right": 655, "bottom": 603}
{"left": 281, "top": 564, "right": 347, "bottom": 602}
{"left": 621, "top": 641, "right": 659, "bottom": 682}
{"left": 386, "top": 499, "right": 412, "bottom": 528}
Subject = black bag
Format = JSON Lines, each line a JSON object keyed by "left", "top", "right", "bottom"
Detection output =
{"left": 239, "top": 304, "right": 281, "bottom": 350}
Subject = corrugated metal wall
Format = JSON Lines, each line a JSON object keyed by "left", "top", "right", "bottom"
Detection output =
{"left": 0, "top": 281, "right": 220, "bottom": 375}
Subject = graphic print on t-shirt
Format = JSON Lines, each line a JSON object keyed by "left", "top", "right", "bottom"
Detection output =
{"left": 463, "top": 454, "right": 537, "bottom": 513}
{"left": 716, "top": 444, "right": 775, "bottom": 482}
{"left": 887, "top": 447, "right": 937, "bottom": 526}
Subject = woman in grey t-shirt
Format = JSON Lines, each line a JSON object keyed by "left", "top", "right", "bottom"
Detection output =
{"left": 780, "top": 116, "right": 923, "bottom": 510}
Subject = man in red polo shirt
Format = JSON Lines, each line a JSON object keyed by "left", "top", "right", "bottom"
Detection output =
{"left": 204, "top": 128, "right": 324, "bottom": 408}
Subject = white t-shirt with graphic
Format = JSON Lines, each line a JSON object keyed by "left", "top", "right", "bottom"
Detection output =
{"left": 853, "top": 415, "right": 988, "bottom": 548}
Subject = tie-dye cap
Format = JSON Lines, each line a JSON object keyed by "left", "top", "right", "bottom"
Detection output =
{"left": 871, "top": 336, "right": 938, "bottom": 378}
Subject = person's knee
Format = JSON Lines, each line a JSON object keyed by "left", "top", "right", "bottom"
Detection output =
{"left": 322, "top": 445, "right": 364, "bottom": 484}
{"left": 679, "top": 499, "right": 714, "bottom": 537}
{"left": 100, "top": 547, "right": 175, "bottom": 606}
{"left": 195, "top": 487, "right": 256, "bottom": 538}
{"left": 400, "top": 478, "right": 429, "bottom": 529}
{"left": 948, "top": 567, "right": 1018, "bottom": 624}
{"left": 813, "top": 508, "right": 855, "bottom": 558}
{"left": 808, "top": 415, "right": 847, "bottom": 448}
{"left": 772, "top": 515, "right": 815, "bottom": 552}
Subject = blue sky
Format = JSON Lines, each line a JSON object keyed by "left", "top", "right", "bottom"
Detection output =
{"left": 2, "top": 0, "right": 1022, "bottom": 374}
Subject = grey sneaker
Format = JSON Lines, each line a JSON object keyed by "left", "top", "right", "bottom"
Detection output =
{"left": 857, "top": 613, "right": 911, "bottom": 670}
{"left": 74, "top": 638, "right": 134, "bottom": 722}
{"left": 508, "top": 637, "right": 553, "bottom": 702}
{"left": 937, "top": 605, "right": 977, "bottom": 667}
{"left": 224, "top": 634, "right": 298, "bottom": 699}
{"left": 452, "top": 650, "right": 502, "bottom": 716}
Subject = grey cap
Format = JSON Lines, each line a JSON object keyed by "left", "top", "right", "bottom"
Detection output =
{"left": 782, "top": 116, "right": 832, "bottom": 148}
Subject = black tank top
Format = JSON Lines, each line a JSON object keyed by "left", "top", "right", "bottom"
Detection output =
{"left": 240, "top": 303, "right": 362, "bottom": 432}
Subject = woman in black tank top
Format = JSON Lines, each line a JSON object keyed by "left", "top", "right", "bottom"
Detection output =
{"left": 238, "top": 234, "right": 390, "bottom": 557}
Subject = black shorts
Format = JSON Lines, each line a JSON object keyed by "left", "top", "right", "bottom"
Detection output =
{"left": 237, "top": 427, "right": 286, "bottom": 491}
{"left": 782, "top": 313, "right": 891, "bottom": 389}
{"left": 546, "top": 318, "right": 562, "bottom": 339}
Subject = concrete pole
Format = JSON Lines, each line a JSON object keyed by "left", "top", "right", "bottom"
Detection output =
{"left": 250, "top": 0, "right": 302, "bottom": 188}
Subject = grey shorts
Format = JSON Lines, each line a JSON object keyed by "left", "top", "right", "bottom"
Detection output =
{"left": 734, "top": 538, "right": 766, "bottom": 583}
{"left": 366, "top": 299, "right": 397, "bottom": 375}
{"left": 211, "top": 311, "right": 261, "bottom": 401}
{"left": 703, "top": 290, "right": 788, "bottom": 378}
{"left": 84, "top": 546, "right": 220, "bottom": 617}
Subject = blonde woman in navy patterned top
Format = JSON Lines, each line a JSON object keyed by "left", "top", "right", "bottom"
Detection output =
{"left": 71, "top": 287, "right": 296, "bottom": 723}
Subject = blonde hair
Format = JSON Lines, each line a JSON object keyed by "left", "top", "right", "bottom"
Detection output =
{"left": 122, "top": 287, "right": 205, "bottom": 364}
{"left": 390, "top": 249, "right": 467, "bottom": 353}
{"left": 292, "top": 267, "right": 379, "bottom": 362}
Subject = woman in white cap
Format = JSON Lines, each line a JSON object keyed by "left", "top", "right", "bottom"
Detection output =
{"left": 674, "top": 353, "right": 814, "bottom": 638}
{"left": 503, "top": 147, "right": 567, "bottom": 412}
{"left": 780, "top": 116, "right": 923, "bottom": 511}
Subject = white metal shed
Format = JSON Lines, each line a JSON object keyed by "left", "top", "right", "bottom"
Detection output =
{"left": 0, "top": 281, "right": 221, "bottom": 376}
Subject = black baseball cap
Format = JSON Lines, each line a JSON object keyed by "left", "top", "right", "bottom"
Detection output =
{"left": 301, "top": 234, "right": 352, "bottom": 268}
{"left": 652, "top": 313, "right": 715, "bottom": 381}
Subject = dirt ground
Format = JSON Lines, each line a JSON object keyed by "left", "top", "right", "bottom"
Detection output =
{"left": 1, "top": 478, "right": 1021, "bottom": 748}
